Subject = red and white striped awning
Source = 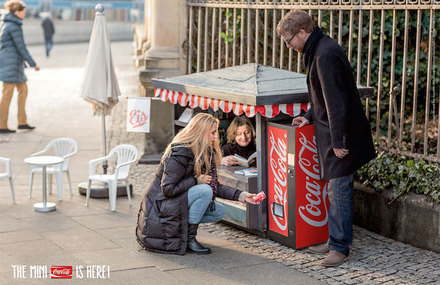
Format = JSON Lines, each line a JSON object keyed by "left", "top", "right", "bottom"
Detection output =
{"left": 154, "top": 88, "right": 310, "bottom": 118}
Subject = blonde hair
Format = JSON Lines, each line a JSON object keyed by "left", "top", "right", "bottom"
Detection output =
{"left": 162, "top": 113, "right": 221, "bottom": 176}
{"left": 277, "top": 9, "right": 314, "bottom": 37}
{"left": 5, "top": 0, "right": 26, "bottom": 13}
{"left": 226, "top": 116, "right": 255, "bottom": 145}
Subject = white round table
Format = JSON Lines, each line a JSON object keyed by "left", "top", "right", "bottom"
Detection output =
{"left": 24, "top": 156, "right": 64, "bottom": 212}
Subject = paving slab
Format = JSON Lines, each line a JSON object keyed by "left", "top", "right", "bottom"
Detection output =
{"left": 0, "top": 215, "right": 23, "bottom": 233}
{"left": 95, "top": 226, "right": 135, "bottom": 241}
{"left": 73, "top": 248, "right": 157, "bottom": 272}
{"left": 41, "top": 228, "right": 121, "bottom": 253}
{"left": 18, "top": 213, "right": 83, "bottom": 233}
{"left": 0, "top": 230, "right": 43, "bottom": 245}
{"left": 71, "top": 213, "right": 133, "bottom": 230}
{"left": 136, "top": 249, "right": 221, "bottom": 272}
{"left": 38, "top": 267, "right": 179, "bottom": 285}
{"left": 0, "top": 251, "right": 20, "bottom": 274}
{"left": 198, "top": 245, "right": 277, "bottom": 270}
{"left": 0, "top": 239, "right": 63, "bottom": 258}
{"left": 0, "top": 271, "right": 46, "bottom": 284}
{"left": 168, "top": 261, "right": 324, "bottom": 285}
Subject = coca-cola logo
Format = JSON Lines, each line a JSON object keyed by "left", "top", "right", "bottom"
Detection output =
{"left": 297, "top": 133, "right": 329, "bottom": 227}
{"left": 129, "top": 109, "right": 148, "bottom": 128}
{"left": 51, "top": 266, "right": 72, "bottom": 279}
{"left": 268, "top": 130, "right": 288, "bottom": 231}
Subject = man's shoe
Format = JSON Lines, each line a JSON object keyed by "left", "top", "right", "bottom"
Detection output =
{"left": 320, "top": 250, "right": 348, "bottom": 267}
{"left": 307, "top": 242, "right": 330, "bottom": 255}
{"left": 0, "top": 128, "right": 16, "bottom": 133}
{"left": 18, "top": 124, "right": 35, "bottom": 130}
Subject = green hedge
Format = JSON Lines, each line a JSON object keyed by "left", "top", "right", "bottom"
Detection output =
{"left": 356, "top": 151, "right": 440, "bottom": 203}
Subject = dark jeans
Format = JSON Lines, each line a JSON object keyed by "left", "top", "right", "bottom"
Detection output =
{"left": 328, "top": 174, "right": 354, "bottom": 256}
{"left": 44, "top": 36, "right": 53, "bottom": 56}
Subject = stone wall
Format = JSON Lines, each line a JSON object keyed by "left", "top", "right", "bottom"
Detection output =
{"left": 353, "top": 182, "right": 440, "bottom": 253}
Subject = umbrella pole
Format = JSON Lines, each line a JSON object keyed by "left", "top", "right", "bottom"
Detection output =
{"left": 102, "top": 113, "right": 108, "bottom": 174}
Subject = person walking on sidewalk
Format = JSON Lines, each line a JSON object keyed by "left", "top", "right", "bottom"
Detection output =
{"left": 41, "top": 13, "right": 54, "bottom": 57}
{"left": 136, "top": 113, "right": 260, "bottom": 255}
{"left": 277, "top": 10, "right": 375, "bottom": 267}
{"left": 0, "top": 0, "right": 39, "bottom": 133}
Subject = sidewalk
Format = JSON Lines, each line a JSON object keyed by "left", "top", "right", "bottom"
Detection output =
{"left": 0, "top": 42, "right": 322, "bottom": 284}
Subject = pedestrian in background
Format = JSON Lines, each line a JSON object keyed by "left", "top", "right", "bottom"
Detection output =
{"left": 41, "top": 12, "right": 54, "bottom": 57}
{"left": 136, "top": 113, "right": 259, "bottom": 255}
{"left": 0, "top": 0, "right": 39, "bottom": 133}
{"left": 277, "top": 10, "right": 375, "bottom": 267}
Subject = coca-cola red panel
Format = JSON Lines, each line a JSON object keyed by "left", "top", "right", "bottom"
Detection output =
{"left": 295, "top": 124, "right": 330, "bottom": 248}
{"left": 267, "top": 126, "right": 289, "bottom": 237}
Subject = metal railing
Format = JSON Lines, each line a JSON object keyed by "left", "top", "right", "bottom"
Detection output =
{"left": 186, "top": 0, "right": 440, "bottom": 162}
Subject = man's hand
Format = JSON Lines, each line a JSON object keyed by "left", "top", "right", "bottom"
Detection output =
{"left": 197, "top": 174, "right": 212, "bottom": 184}
{"left": 333, "top": 148, "right": 349, "bottom": 158}
{"left": 292, "top": 116, "right": 310, "bottom": 128}
{"left": 34, "top": 66, "right": 40, "bottom": 71}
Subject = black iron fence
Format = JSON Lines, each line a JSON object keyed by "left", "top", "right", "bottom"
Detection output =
{"left": 186, "top": 0, "right": 440, "bottom": 162}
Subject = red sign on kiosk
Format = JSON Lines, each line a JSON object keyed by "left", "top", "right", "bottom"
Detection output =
{"left": 295, "top": 124, "right": 330, "bottom": 248}
{"left": 267, "top": 126, "right": 289, "bottom": 237}
{"left": 267, "top": 123, "right": 329, "bottom": 249}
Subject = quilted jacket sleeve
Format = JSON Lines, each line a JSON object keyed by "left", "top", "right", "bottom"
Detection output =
{"left": 9, "top": 23, "right": 36, "bottom": 67}
{"left": 216, "top": 184, "right": 241, "bottom": 201}
{"left": 161, "top": 151, "right": 197, "bottom": 198}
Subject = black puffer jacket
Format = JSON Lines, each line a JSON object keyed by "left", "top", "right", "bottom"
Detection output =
{"left": 136, "top": 145, "right": 241, "bottom": 255}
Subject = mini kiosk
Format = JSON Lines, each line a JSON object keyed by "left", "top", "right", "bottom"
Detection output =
{"left": 151, "top": 63, "right": 372, "bottom": 249}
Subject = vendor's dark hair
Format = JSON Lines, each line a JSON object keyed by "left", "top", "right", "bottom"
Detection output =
{"left": 226, "top": 116, "right": 255, "bottom": 144}
{"left": 5, "top": 0, "right": 26, "bottom": 13}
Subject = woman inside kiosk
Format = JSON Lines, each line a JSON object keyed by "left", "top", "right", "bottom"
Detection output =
{"left": 221, "top": 116, "right": 256, "bottom": 166}
{"left": 136, "top": 113, "right": 260, "bottom": 255}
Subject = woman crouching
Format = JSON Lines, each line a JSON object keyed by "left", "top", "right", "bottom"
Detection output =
{"left": 136, "top": 113, "right": 259, "bottom": 255}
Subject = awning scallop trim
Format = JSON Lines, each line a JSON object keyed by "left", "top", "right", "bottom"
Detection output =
{"left": 154, "top": 88, "right": 310, "bottom": 118}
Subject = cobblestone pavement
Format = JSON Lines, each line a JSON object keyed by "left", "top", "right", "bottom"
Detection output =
{"left": 105, "top": 45, "right": 440, "bottom": 285}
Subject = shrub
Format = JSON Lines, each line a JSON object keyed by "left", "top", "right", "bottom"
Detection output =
{"left": 356, "top": 151, "right": 440, "bottom": 203}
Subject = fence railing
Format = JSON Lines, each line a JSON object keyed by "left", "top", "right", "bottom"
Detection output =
{"left": 186, "top": 0, "right": 440, "bottom": 162}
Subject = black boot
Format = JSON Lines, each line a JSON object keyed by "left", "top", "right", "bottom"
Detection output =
{"left": 187, "top": 223, "right": 211, "bottom": 254}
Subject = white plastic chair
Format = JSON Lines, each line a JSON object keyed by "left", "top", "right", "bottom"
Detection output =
{"left": 29, "top": 138, "right": 78, "bottom": 201}
{"left": 85, "top": 144, "right": 138, "bottom": 211}
{"left": 0, "top": 157, "right": 15, "bottom": 203}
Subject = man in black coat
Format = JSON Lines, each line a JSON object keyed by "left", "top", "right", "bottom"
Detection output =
{"left": 277, "top": 10, "right": 375, "bottom": 267}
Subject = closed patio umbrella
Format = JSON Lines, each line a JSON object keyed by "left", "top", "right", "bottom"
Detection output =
{"left": 80, "top": 4, "right": 120, "bottom": 174}
{"left": 78, "top": 4, "right": 123, "bottom": 198}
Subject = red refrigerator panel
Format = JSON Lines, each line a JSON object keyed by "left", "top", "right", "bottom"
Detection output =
{"left": 267, "top": 122, "right": 329, "bottom": 249}
{"left": 267, "top": 126, "right": 289, "bottom": 237}
{"left": 294, "top": 124, "right": 330, "bottom": 248}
